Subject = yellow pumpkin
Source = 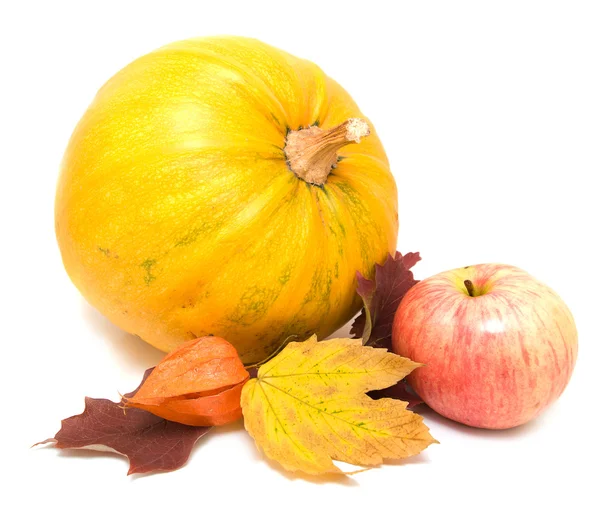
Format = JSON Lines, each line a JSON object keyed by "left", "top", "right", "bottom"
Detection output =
{"left": 55, "top": 36, "right": 398, "bottom": 363}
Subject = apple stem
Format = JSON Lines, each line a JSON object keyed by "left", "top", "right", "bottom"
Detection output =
{"left": 464, "top": 279, "right": 475, "bottom": 297}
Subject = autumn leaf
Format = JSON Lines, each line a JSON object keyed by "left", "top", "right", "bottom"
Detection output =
{"left": 351, "top": 251, "right": 421, "bottom": 351}
{"left": 241, "top": 335, "right": 436, "bottom": 476}
{"left": 368, "top": 381, "right": 423, "bottom": 409}
{"left": 35, "top": 368, "right": 211, "bottom": 475}
{"left": 123, "top": 336, "right": 249, "bottom": 426}
{"left": 351, "top": 251, "right": 423, "bottom": 407}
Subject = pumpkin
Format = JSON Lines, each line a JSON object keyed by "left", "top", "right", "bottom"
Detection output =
{"left": 55, "top": 36, "right": 398, "bottom": 363}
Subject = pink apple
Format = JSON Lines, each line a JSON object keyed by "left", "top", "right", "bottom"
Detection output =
{"left": 392, "top": 264, "right": 577, "bottom": 429}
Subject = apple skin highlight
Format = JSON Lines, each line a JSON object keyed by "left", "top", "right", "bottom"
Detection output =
{"left": 392, "top": 264, "right": 578, "bottom": 429}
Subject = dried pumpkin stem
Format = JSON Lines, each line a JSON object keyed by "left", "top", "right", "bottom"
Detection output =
{"left": 285, "top": 118, "right": 370, "bottom": 185}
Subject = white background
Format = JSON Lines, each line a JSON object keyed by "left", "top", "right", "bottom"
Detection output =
{"left": 2, "top": 1, "right": 599, "bottom": 516}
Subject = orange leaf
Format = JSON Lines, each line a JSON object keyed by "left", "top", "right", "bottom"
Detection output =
{"left": 124, "top": 336, "right": 249, "bottom": 426}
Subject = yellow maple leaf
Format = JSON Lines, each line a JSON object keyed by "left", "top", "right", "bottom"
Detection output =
{"left": 241, "top": 335, "right": 437, "bottom": 476}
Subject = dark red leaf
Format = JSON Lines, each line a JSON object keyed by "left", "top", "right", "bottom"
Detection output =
{"left": 368, "top": 380, "right": 423, "bottom": 409}
{"left": 351, "top": 251, "right": 421, "bottom": 351}
{"left": 35, "top": 368, "right": 210, "bottom": 475}
{"left": 125, "top": 367, "right": 154, "bottom": 397}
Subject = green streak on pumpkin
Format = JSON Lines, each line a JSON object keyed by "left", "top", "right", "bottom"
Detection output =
{"left": 270, "top": 111, "right": 282, "bottom": 127}
{"left": 140, "top": 258, "right": 157, "bottom": 286}
{"left": 278, "top": 265, "right": 292, "bottom": 285}
{"left": 175, "top": 228, "right": 203, "bottom": 247}
{"left": 332, "top": 181, "right": 379, "bottom": 266}
{"left": 227, "top": 285, "right": 280, "bottom": 326}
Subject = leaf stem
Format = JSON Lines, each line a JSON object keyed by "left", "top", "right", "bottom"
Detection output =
{"left": 244, "top": 334, "right": 299, "bottom": 371}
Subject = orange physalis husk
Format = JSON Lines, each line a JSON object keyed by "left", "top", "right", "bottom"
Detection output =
{"left": 123, "top": 336, "right": 249, "bottom": 426}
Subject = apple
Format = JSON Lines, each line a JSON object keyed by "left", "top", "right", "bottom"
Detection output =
{"left": 392, "top": 264, "right": 577, "bottom": 429}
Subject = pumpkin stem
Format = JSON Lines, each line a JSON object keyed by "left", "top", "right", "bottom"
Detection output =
{"left": 285, "top": 118, "right": 370, "bottom": 185}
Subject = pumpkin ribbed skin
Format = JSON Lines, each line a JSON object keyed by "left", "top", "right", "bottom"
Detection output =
{"left": 55, "top": 37, "right": 398, "bottom": 363}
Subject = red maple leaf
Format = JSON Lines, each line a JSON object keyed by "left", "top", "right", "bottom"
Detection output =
{"left": 368, "top": 380, "right": 423, "bottom": 409}
{"left": 352, "top": 251, "right": 424, "bottom": 408}
{"left": 351, "top": 251, "right": 421, "bottom": 351}
{"left": 34, "top": 368, "right": 211, "bottom": 475}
